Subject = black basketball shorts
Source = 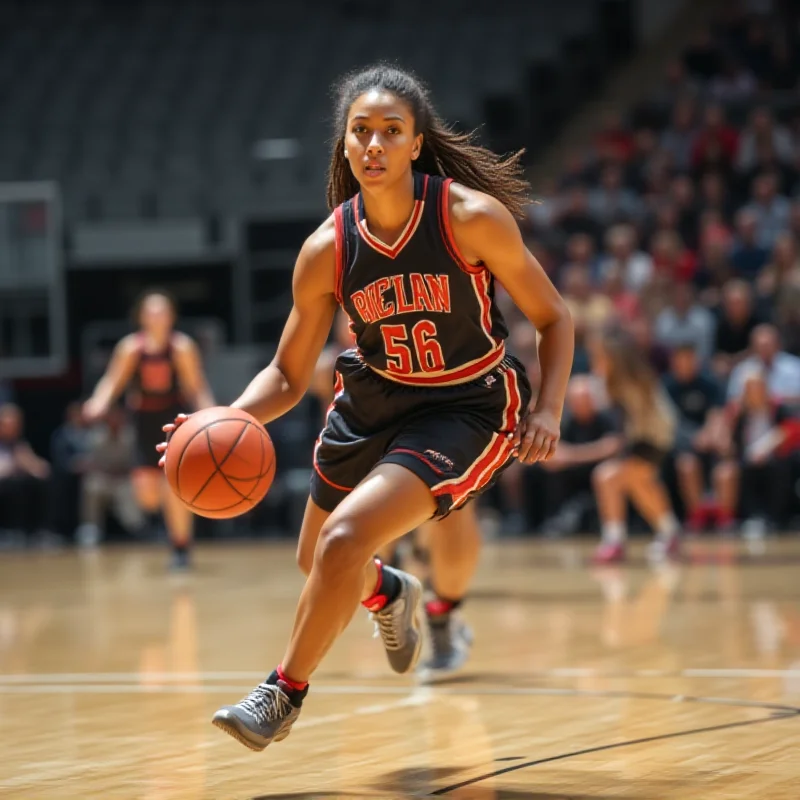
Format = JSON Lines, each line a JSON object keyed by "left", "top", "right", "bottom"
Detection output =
{"left": 133, "top": 407, "right": 182, "bottom": 469}
{"left": 310, "top": 351, "right": 532, "bottom": 519}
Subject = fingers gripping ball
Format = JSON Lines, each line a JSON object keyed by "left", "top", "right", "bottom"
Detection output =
{"left": 164, "top": 407, "right": 275, "bottom": 519}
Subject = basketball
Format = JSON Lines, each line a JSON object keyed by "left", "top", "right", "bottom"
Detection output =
{"left": 163, "top": 406, "right": 276, "bottom": 519}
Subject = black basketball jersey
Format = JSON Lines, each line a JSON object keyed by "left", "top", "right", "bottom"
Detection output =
{"left": 334, "top": 172, "right": 508, "bottom": 386}
{"left": 128, "top": 333, "right": 183, "bottom": 413}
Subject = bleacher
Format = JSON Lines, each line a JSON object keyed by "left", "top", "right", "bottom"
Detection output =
{"left": 0, "top": 0, "right": 632, "bottom": 222}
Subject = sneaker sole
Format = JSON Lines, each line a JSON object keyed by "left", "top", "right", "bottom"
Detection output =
{"left": 211, "top": 712, "right": 293, "bottom": 752}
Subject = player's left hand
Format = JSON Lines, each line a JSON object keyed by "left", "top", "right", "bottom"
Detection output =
{"left": 511, "top": 409, "right": 560, "bottom": 464}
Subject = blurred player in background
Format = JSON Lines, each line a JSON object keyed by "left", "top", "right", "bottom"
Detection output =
{"left": 308, "top": 309, "right": 479, "bottom": 681}
{"left": 83, "top": 290, "right": 214, "bottom": 569}
{"left": 590, "top": 329, "right": 680, "bottom": 564}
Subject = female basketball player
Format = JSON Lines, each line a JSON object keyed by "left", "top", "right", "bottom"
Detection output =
{"left": 589, "top": 329, "right": 681, "bottom": 564}
{"left": 83, "top": 290, "right": 214, "bottom": 569}
{"left": 160, "top": 65, "right": 573, "bottom": 750}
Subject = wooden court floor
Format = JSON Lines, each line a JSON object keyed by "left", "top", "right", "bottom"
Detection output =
{"left": 1, "top": 537, "right": 800, "bottom": 799}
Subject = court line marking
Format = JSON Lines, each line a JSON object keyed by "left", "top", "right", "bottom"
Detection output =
{"left": 0, "top": 683, "right": 796, "bottom": 716}
{"left": 433, "top": 711, "right": 800, "bottom": 795}
{"left": 2, "top": 666, "right": 800, "bottom": 684}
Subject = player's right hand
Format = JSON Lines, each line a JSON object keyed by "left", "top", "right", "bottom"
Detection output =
{"left": 156, "top": 413, "right": 190, "bottom": 468}
{"left": 82, "top": 398, "right": 107, "bottom": 424}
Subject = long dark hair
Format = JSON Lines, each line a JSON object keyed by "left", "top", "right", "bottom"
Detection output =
{"left": 327, "top": 64, "right": 531, "bottom": 218}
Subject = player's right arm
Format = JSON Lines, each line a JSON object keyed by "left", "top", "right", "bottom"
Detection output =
{"left": 82, "top": 335, "right": 140, "bottom": 422}
{"left": 230, "top": 218, "right": 338, "bottom": 425}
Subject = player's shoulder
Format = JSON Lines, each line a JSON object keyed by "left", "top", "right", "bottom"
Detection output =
{"left": 447, "top": 182, "right": 514, "bottom": 232}
{"left": 170, "top": 331, "right": 199, "bottom": 354}
{"left": 117, "top": 333, "right": 143, "bottom": 356}
{"left": 300, "top": 214, "right": 337, "bottom": 265}
{"left": 293, "top": 214, "right": 337, "bottom": 294}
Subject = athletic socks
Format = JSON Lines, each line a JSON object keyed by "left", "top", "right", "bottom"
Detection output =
{"left": 655, "top": 513, "right": 680, "bottom": 541}
{"left": 361, "top": 558, "right": 402, "bottom": 612}
{"left": 426, "top": 596, "right": 462, "bottom": 619}
{"left": 267, "top": 666, "right": 308, "bottom": 708}
{"left": 601, "top": 521, "right": 626, "bottom": 545}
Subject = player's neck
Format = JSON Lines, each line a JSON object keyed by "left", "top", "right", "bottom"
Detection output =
{"left": 359, "top": 172, "right": 415, "bottom": 244}
{"left": 141, "top": 329, "right": 171, "bottom": 351}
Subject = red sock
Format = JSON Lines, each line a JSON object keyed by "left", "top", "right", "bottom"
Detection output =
{"left": 426, "top": 597, "right": 462, "bottom": 617}
{"left": 362, "top": 558, "right": 389, "bottom": 612}
{"left": 276, "top": 664, "right": 308, "bottom": 692}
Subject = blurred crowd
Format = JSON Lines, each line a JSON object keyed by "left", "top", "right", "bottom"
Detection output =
{"left": 498, "top": 1, "right": 800, "bottom": 537}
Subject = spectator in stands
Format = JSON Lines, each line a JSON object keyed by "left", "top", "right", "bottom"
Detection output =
{"left": 626, "top": 128, "right": 659, "bottom": 193}
{"left": 729, "top": 208, "right": 770, "bottom": 278}
{"left": 590, "top": 330, "right": 680, "bottom": 564}
{"left": 651, "top": 230, "right": 697, "bottom": 283}
{"left": 594, "top": 110, "right": 635, "bottom": 163}
{"left": 540, "top": 376, "right": 622, "bottom": 535}
{"left": 736, "top": 107, "right": 795, "bottom": 174}
{"left": 698, "top": 172, "right": 734, "bottom": 224}
{"left": 654, "top": 282, "right": 716, "bottom": 363}
{"left": 695, "top": 219, "right": 734, "bottom": 301}
{"left": 727, "top": 323, "right": 800, "bottom": 402}
{"left": 756, "top": 231, "right": 800, "bottom": 305}
{"left": 561, "top": 264, "right": 613, "bottom": 359}
{"left": 660, "top": 98, "right": 697, "bottom": 172}
{"left": 555, "top": 185, "right": 602, "bottom": 246}
{"left": 0, "top": 404, "right": 51, "bottom": 543}
{"left": 75, "top": 406, "right": 142, "bottom": 548}
{"left": 599, "top": 224, "right": 653, "bottom": 293}
{"left": 669, "top": 174, "right": 701, "bottom": 249}
{"left": 49, "top": 402, "right": 92, "bottom": 539}
{"left": 600, "top": 262, "right": 641, "bottom": 324}
{"left": 708, "top": 56, "right": 757, "bottom": 103}
{"left": 713, "top": 280, "right": 761, "bottom": 378}
{"left": 650, "top": 59, "right": 701, "bottom": 111}
{"left": 717, "top": 367, "right": 796, "bottom": 535}
{"left": 588, "top": 164, "right": 644, "bottom": 226}
{"left": 663, "top": 342, "right": 731, "bottom": 531}
{"left": 691, "top": 104, "right": 740, "bottom": 174}
{"left": 562, "top": 232, "right": 599, "bottom": 276}
{"left": 628, "top": 316, "right": 670, "bottom": 375}
{"left": 744, "top": 171, "right": 792, "bottom": 248}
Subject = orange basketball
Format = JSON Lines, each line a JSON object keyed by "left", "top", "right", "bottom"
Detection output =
{"left": 163, "top": 406, "right": 276, "bottom": 519}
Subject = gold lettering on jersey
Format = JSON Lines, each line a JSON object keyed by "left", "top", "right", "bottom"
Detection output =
{"left": 350, "top": 274, "right": 452, "bottom": 323}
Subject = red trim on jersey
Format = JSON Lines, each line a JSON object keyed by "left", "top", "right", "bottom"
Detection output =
{"left": 333, "top": 205, "right": 346, "bottom": 304}
{"left": 471, "top": 268, "right": 495, "bottom": 344}
{"left": 372, "top": 344, "right": 504, "bottom": 386}
{"left": 313, "top": 371, "right": 352, "bottom": 492}
{"left": 439, "top": 178, "right": 485, "bottom": 275}
{"left": 432, "top": 367, "right": 523, "bottom": 508}
{"left": 354, "top": 175, "right": 428, "bottom": 259}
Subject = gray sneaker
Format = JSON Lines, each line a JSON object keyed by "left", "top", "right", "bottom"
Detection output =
{"left": 212, "top": 681, "right": 301, "bottom": 751}
{"left": 371, "top": 566, "right": 424, "bottom": 674}
{"left": 418, "top": 614, "right": 473, "bottom": 683}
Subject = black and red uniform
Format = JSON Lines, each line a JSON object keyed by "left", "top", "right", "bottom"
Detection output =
{"left": 311, "top": 172, "right": 532, "bottom": 518}
{"left": 127, "top": 334, "right": 184, "bottom": 468}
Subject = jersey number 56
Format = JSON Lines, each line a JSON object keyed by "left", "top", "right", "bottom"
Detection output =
{"left": 381, "top": 321, "right": 445, "bottom": 374}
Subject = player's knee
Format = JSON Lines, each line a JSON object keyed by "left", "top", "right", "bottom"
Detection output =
{"left": 592, "top": 459, "right": 620, "bottom": 489}
{"left": 315, "top": 518, "right": 368, "bottom": 576}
